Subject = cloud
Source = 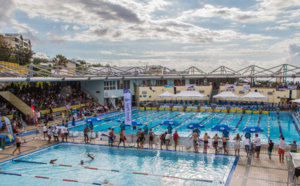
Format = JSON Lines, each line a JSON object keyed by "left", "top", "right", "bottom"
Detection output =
{"left": 0, "top": 0, "right": 15, "bottom": 29}
{"left": 23, "top": 31, "right": 46, "bottom": 45}
{"left": 33, "top": 52, "right": 49, "bottom": 59}
{"left": 72, "top": 25, "right": 80, "bottom": 30}
{"left": 287, "top": 44, "right": 300, "bottom": 66}
{"left": 61, "top": 25, "right": 69, "bottom": 31}
{"left": 99, "top": 50, "right": 131, "bottom": 56}
{"left": 47, "top": 32, "right": 65, "bottom": 44}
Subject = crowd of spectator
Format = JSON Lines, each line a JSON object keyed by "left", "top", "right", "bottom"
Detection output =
{"left": 4, "top": 83, "right": 94, "bottom": 110}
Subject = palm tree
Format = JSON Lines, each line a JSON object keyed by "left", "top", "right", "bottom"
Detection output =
{"left": 52, "top": 54, "right": 68, "bottom": 67}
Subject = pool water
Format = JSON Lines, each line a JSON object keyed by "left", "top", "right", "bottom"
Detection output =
{"left": 70, "top": 110, "right": 299, "bottom": 144}
{"left": 0, "top": 143, "right": 237, "bottom": 186}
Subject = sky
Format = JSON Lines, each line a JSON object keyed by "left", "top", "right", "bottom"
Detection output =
{"left": 0, "top": 0, "right": 300, "bottom": 71}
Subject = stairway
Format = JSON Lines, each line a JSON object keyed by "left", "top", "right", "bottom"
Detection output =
{"left": 0, "top": 91, "right": 33, "bottom": 117}
{"left": 209, "top": 89, "right": 219, "bottom": 104}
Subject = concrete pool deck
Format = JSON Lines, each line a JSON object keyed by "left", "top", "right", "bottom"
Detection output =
{"left": 0, "top": 134, "right": 297, "bottom": 186}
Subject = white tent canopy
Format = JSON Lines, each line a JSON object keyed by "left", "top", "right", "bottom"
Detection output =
{"left": 240, "top": 92, "right": 268, "bottom": 99}
{"left": 109, "top": 95, "right": 119, "bottom": 98}
{"left": 174, "top": 91, "right": 207, "bottom": 98}
{"left": 290, "top": 99, "right": 300, "bottom": 103}
{"left": 158, "top": 91, "right": 174, "bottom": 98}
{"left": 213, "top": 91, "right": 239, "bottom": 99}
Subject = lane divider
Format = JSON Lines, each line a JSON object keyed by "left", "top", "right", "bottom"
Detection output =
{"left": 232, "top": 114, "right": 243, "bottom": 133}
{"left": 0, "top": 171, "right": 102, "bottom": 185}
{"left": 13, "top": 160, "right": 213, "bottom": 182}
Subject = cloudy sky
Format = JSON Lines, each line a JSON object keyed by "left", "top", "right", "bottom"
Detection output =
{"left": 1, "top": 0, "right": 300, "bottom": 71}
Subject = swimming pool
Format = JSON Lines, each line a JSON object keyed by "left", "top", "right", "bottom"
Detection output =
{"left": 0, "top": 143, "right": 238, "bottom": 186}
{"left": 70, "top": 110, "right": 299, "bottom": 144}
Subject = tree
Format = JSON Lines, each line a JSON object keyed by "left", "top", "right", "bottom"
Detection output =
{"left": 33, "top": 57, "right": 49, "bottom": 65}
{"left": 0, "top": 37, "right": 16, "bottom": 63}
{"left": 52, "top": 54, "right": 68, "bottom": 67}
{"left": 18, "top": 48, "right": 33, "bottom": 66}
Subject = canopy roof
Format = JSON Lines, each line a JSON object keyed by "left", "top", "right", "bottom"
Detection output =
{"left": 174, "top": 91, "right": 206, "bottom": 98}
{"left": 240, "top": 92, "right": 268, "bottom": 100}
{"left": 213, "top": 91, "right": 239, "bottom": 99}
{"left": 158, "top": 91, "right": 174, "bottom": 98}
{"left": 290, "top": 99, "right": 300, "bottom": 103}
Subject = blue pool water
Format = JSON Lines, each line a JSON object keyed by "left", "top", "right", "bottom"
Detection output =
{"left": 0, "top": 143, "right": 237, "bottom": 186}
{"left": 70, "top": 110, "right": 299, "bottom": 144}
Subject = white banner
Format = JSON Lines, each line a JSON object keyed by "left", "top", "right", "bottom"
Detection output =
{"left": 225, "top": 84, "right": 236, "bottom": 91}
{"left": 4, "top": 116, "right": 14, "bottom": 140}
{"left": 185, "top": 84, "right": 196, "bottom": 91}
{"left": 243, "top": 84, "right": 250, "bottom": 92}
{"left": 123, "top": 88, "right": 132, "bottom": 125}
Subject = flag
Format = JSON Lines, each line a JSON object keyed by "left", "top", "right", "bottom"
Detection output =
{"left": 123, "top": 88, "right": 132, "bottom": 126}
{"left": 4, "top": 116, "right": 14, "bottom": 140}
{"left": 0, "top": 114, "right": 2, "bottom": 129}
{"left": 72, "top": 116, "right": 75, "bottom": 126}
{"left": 31, "top": 105, "right": 37, "bottom": 126}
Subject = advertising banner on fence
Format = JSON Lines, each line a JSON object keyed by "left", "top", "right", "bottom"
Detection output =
{"left": 186, "top": 84, "right": 196, "bottom": 91}
{"left": 4, "top": 116, "right": 14, "bottom": 141}
{"left": 243, "top": 84, "right": 250, "bottom": 92}
{"left": 288, "top": 85, "right": 297, "bottom": 89}
{"left": 225, "top": 84, "right": 236, "bottom": 91}
{"left": 31, "top": 105, "right": 37, "bottom": 126}
{"left": 123, "top": 88, "right": 132, "bottom": 125}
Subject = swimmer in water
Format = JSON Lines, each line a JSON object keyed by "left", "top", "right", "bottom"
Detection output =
{"left": 49, "top": 159, "right": 57, "bottom": 164}
{"left": 87, "top": 153, "right": 94, "bottom": 160}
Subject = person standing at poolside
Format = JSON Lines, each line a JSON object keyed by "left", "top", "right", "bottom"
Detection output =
{"left": 203, "top": 133, "right": 210, "bottom": 153}
{"left": 12, "top": 134, "right": 21, "bottom": 156}
{"left": 47, "top": 126, "right": 52, "bottom": 143}
{"left": 53, "top": 126, "right": 59, "bottom": 142}
{"left": 165, "top": 133, "right": 171, "bottom": 150}
{"left": 143, "top": 124, "right": 149, "bottom": 135}
{"left": 64, "top": 124, "right": 69, "bottom": 142}
{"left": 117, "top": 129, "right": 126, "bottom": 148}
{"left": 244, "top": 136, "right": 250, "bottom": 157}
{"left": 189, "top": 130, "right": 199, "bottom": 153}
{"left": 278, "top": 135, "right": 286, "bottom": 163}
{"left": 109, "top": 128, "right": 115, "bottom": 147}
{"left": 290, "top": 140, "right": 297, "bottom": 153}
{"left": 233, "top": 134, "right": 242, "bottom": 156}
{"left": 167, "top": 125, "right": 173, "bottom": 134}
{"left": 254, "top": 134, "right": 261, "bottom": 158}
{"left": 213, "top": 134, "right": 220, "bottom": 154}
{"left": 120, "top": 121, "right": 125, "bottom": 131}
{"left": 222, "top": 134, "right": 229, "bottom": 154}
{"left": 43, "top": 124, "right": 47, "bottom": 140}
{"left": 195, "top": 128, "right": 200, "bottom": 137}
{"left": 84, "top": 125, "right": 89, "bottom": 143}
{"left": 173, "top": 131, "right": 180, "bottom": 151}
{"left": 149, "top": 129, "right": 155, "bottom": 149}
{"left": 140, "top": 129, "right": 146, "bottom": 149}
{"left": 160, "top": 132, "right": 167, "bottom": 150}
{"left": 136, "top": 128, "right": 142, "bottom": 149}
{"left": 268, "top": 140, "right": 274, "bottom": 159}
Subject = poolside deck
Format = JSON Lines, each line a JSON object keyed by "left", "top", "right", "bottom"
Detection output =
{"left": 0, "top": 134, "right": 297, "bottom": 186}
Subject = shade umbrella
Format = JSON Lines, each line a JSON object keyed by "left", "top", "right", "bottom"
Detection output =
{"left": 158, "top": 91, "right": 174, "bottom": 98}
{"left": 186, "top": 123, "right": 204, "bottom": 129}
{"left": 85, "top": 117, "right": 101, "bottom": 123}
{"left": 290, "top": 99, "right": 300, "bottom": 103}
{"left": 212, "top": 124, "right": 231, "bottom": 131}
{"left": 240, "top": 92, "right": 267, "bottom": 99}
{"left": 161, "top": 120, "right": 179, "bottom": 125}
{"left": 243, "top": 126, "right": 263, "bottom": 133}
{"left": 213, "top": 91, "right": 240, "bottom": 99}
{"left": 125, "top": 121, "right": 142, "bottom": 126}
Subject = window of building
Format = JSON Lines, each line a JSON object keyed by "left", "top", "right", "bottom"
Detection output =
{"left": 174, "top": 79, "right": 185, "bottom": 86}
{"left": 104, "top": 81, "right": 116, "bottom": 90}
{"left": 190, "top": 79, "right": 203, "bottom": 85}
{"left": 117, "top": 80, "right": 130, "bottom": 89}
{"left": 155, "top": 80, "right": 167, "bottom": 86}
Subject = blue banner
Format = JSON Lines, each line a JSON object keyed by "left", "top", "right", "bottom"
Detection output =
{"left": 0, "top": 114, "right": 2, "bottom": 129}
{"left": 123, "top": 88, "right": 132, "bottom": 126}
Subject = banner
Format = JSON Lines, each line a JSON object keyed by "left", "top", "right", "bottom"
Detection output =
{"left": 164, "top": 84, "right": 174, "bottom": 88}
{"left": 31, "top": 105, "right": 37, "bottom": 126}
{"left": 4, "top": 116, "right": 14, "bottom": 140}
{"left": 288, "top": 85, "right": 297, "bottom": 89}
{"left": 243, "top": 85, "right": 250, "bottom": 92}
{"left": 0, "top": 114, "right": 2, "bottom": 129}
{"left": 186, "top": 84, "right": 196, "bottom": 91}
{"left": 225, "top": 84, "right": 236, "bottom": 91}
{"left": 123, "top": 88, "right": 132, "bottom": 126}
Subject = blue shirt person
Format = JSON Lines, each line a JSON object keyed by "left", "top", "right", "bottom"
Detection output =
{"left": 143, "top": 124, "right": 149, "bottom": 134}
{"left": 120, "top": 121, "right": 126, "bottom": 130}
{"left": 167, "top": 125, "right": 173, "bottom": 134}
